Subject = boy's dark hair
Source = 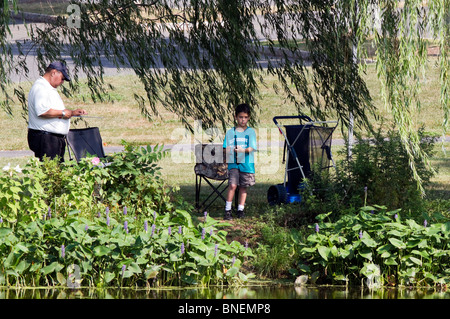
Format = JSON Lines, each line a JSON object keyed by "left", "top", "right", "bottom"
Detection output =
{"left": 235, "top": 103, "right": 251, "bottom": 116}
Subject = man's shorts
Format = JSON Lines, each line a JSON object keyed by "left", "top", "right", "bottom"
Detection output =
{"left": 228, "top": 168, "right": 255, "bottom": 187}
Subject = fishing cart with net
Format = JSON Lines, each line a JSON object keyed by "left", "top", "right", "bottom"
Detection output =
{"left": 267, "top": 115, "right": 338, "bottom": 205}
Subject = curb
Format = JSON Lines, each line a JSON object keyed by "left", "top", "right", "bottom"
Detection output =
{"left": 247, "top": 44, "right": 311, "bottom": 61}
{"left": 10, "top": 10, "right": 59, "bottom": 24}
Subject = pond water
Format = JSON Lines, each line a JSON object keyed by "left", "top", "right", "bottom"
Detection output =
{"left": 1, "top": 284, "right": 448, "bottom": 299}
{"left": 2, "top": 285, "right": 448, "bottom": 317}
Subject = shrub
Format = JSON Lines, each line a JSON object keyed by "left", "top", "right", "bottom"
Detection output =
{"left": 299, "top": 127, "right": 437, "bottom": 219}
{"left": 100, "top": 142, "right": 173, "bottom": 213}
{"left": 0, "top": 141, "right": 180, "bottom": 223}
{"left": 343, "top": 127, "right": 436, "bottom": 211}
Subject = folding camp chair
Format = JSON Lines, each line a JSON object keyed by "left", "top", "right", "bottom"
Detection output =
{"left": 194, "top": 143, "right": 238, "bottom": 213}
{"left": 267, "top": 115, "right": 338, "bottom": 205}
{"left": 66, "top": 127, "right": 107, "bottom": 162}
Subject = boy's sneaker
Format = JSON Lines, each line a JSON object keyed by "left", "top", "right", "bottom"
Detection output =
{"left": 237, "top": 210, "right": 245, "bottom": 218}
{"left": 224, "top": 210, "right": 233, "bottom": 220}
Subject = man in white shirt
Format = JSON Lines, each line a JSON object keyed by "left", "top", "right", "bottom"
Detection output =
{"left": 28, "top": 61, "right": 87, "bottom": 162}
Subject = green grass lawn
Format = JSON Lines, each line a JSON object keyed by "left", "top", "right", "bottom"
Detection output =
{"left": 1, "top": 63, "right": 448, "bottom": 217}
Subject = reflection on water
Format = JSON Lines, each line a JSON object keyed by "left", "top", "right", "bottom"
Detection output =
{"left": 0, "top": 285, "right": 449, "bottom": 299}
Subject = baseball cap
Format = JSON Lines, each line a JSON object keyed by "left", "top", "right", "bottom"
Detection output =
{"left": 48, "top": 61, "right": 71, "bottom": 81}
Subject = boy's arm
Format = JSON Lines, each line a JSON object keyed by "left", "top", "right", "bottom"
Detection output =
{"left": 223, "top": 130, "right": 234, "bottom": 156}
{"left": 235, "top": 129, "right": 257, "bottom": 153}
{"left": 235, "top": 145, "right": 254, "bottom": 153}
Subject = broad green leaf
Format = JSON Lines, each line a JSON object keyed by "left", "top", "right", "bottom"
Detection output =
{"left": 377, "top": 243, "right": 393, "bottom": 253}
{"left": 301, "top": 247, "right": 317, "bottom": 254}
{"left": 418, "top": 239, "right": 428, "bottom": 248}
{"left": 409, "top": 256, "right": 422, "bottom": 266}
{"left": 41, "top": 262, "right": 62, "bottom": 276}
{"left": 358, "top": 249, "right": 373, "bottom": 260}
{"left": 384, "top": 257, "right": 398, "bottom": 265}
{"left": 56, "top": 272, "right": 66, "bottom": 285}
{"left": 104, "top": 272, "right": 115, "bottom": 283}
{"left": 406, "top": 219, "right": 422, "bottom": 230}
{"left": 330, "top": 245, "right": 339, "bottom": 257}
{"left": 406, "top": 239, "right": 421, "bottom": 248}
{"left": 425, "top": 225, "right": 442, "bottom": 236}
{"left": 14, "top": 243, "right": 29, "bottom": 253}
{"left": 128, "top": 262, "right": 141, "bottom": 274}
{"left": 0, "top": 227, "right": 12, "bottom": 237}
{"left": 16, "top": 260, "right": 30, "bottom": 274}
{"left": 387, "top": 230, "right": 406, "bottom": 237}
{"left": 388, "top": 238, "right": 406, "bottom": 249}
{"left": 9, "top": 186, "right": 21, "bottom": 193}
{"left": 411, "top": 249, "right": 429, "bottom": 259}
{"left": 334, "top": 274, "right": 348, "bottom": 281}
{"left": 181, "top": 274, "right": 198, "bottom": 285}
{"left": 145, "top": 265, "right": 161, "bottom": 279}
{"left": 239, "top": 272, "right": 248, "bottom": 282}
{"left": 169, "top": 252, "right": 182, "bottom": 262}
{"left": 4, "top": 251, "right": 16, "bottom": 268}
{"left": 298, "top": 264, "right": 310, "bottom": 273}
{"left": 380, "top": 251, "right": 391, "bottom": 258}
{"left": 442, "top": 222, "right": 450, "bottom": 233}
{"left": 338, "top": 247, "right": 351, "bottom": 259}
{"left": 361, "top": 236, "right": 378, "bottom": 248}
{"left": 317, "top": 246, "right": 331, "bottom": 261}
{"left": 225, "top": 267, "right": 239, "bottom": 277}
{"left": 93, "top": 245, "right": 112, "bottom": 257}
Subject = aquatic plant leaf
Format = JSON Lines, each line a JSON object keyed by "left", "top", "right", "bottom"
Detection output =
{"left": 408, "top": 256, "right": 422, "bottom": 266}
{"left": 104, "top": 272, "right": 115, "bottom": 283}
{"left": 41, "top": 262, "right": 63, "bottom": 276}
{"left": 225, "top": 267, "right": 239, "bottom": 277}
{"left": 93, "top": 245, "right": 112, "bottom": 257}
{"left": 358, "top": 249, "right": 373, "bottom": 260}
{"left": 56, "top": 272, "right": 66, "bottom": 285}
{"left": 128, "top": 263, "right": 142, "bottom": 274}
{"left": 181, "top": 274, "right": 197, "bottom": 285}
{"left": 0, "top": 227, "right": 12, "bottom": 237}
{"left": 388, "top": 238, "right": 406, "bottom": 249}
{"left": 145, "top": 265, "right": 161, "bottom": 279}
{"left": 384, "top": 257, "right": 398, "bottom": 266}
{"left": 16, "top": 260, "right": 30, "bottom": 274}
{"left": 317, "top": 246, "right": 331, "bottom": 261}
{"left": 442, "top": 222, "right": 450, "bottom": 233}
{"left": 361, "top": 235, "right": 378, "bottom": 248}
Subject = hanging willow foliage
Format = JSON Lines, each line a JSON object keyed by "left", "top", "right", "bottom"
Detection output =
{"left": 360, "top": 0, "right": 449, "bottom": 194}
{"left": 1, "top": 0, "right": 449, "bottom": 193}
{"left": 0, "top": 0, "right": 21, "bottom": 117}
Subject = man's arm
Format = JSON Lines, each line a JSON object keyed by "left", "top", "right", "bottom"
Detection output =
{"left": 39, "top": 108, "right": 88, "bottom": 119}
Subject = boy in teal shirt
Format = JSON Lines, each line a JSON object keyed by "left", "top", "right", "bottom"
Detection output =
{"left": 223, "top": 103, "right": 257, "bottom": 220}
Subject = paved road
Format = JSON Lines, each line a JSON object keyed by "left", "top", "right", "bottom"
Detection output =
{"left": 7, "top": 18, "right": 137, "bottom": 83}
{"left": 0, "top": 142, "right": 284, "bottom": 158}
{"left": 6, "top": 10, "right": 309, "bottom": 83}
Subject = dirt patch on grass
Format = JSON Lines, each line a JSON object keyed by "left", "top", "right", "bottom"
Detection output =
{"left": 223, "top": 218, "right": 262, "bottom": 247}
